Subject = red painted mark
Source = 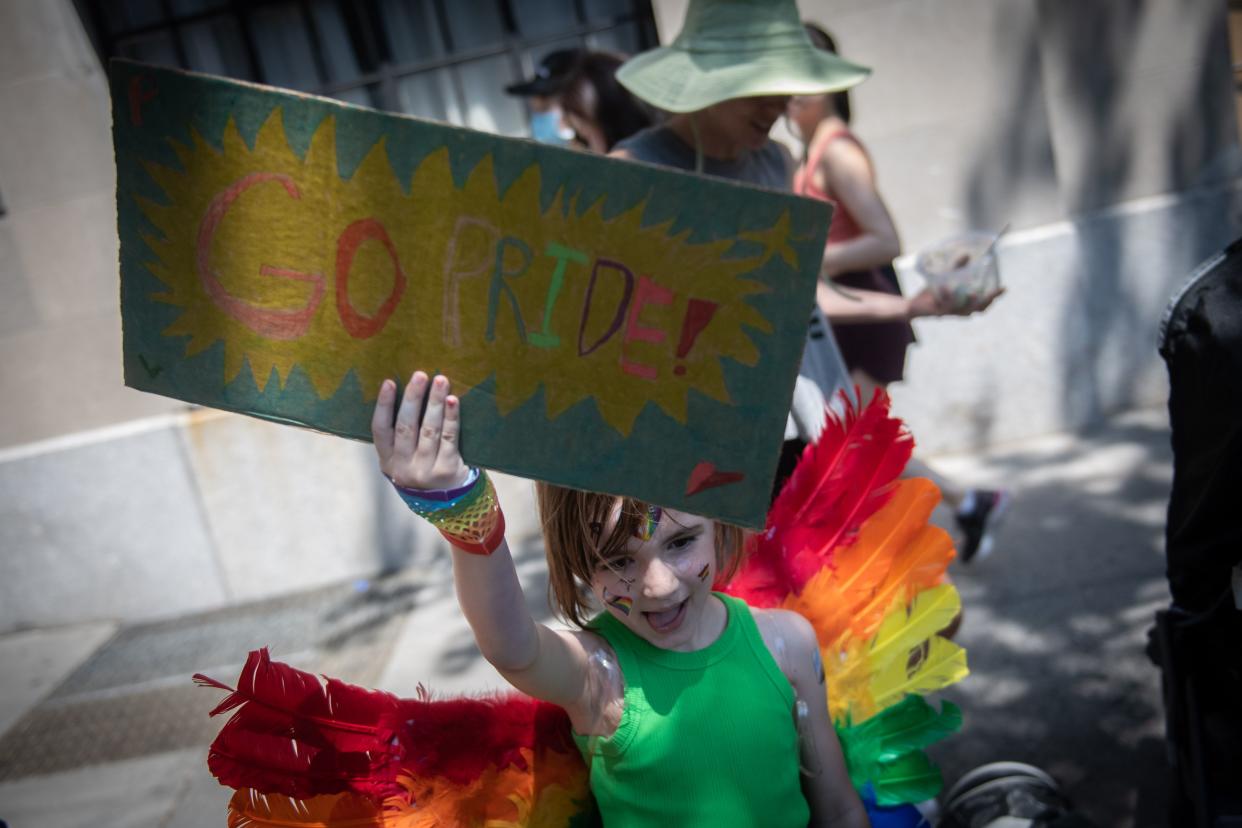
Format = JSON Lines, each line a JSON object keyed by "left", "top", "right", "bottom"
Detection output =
{"left": 685, "top": 461, "right": 746, "bottom": 497}
{"left": 620, "top": 275, "right": 673, "bottom": 380}
{"left": 128, "top": 75, "right": 157, "bottom": 126}
{"left": 197, "top": 172, "right": 326, "bottom": 340}
{"left": 335, "top": 218, "right": 407, "bottom": 339}
{"left": 672, "top": 299, "right": 718, "bottom": 377}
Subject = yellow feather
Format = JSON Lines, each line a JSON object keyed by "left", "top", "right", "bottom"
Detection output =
{"left": 870, "top": 585, "right": 962, "bottom": 666}
{"left": 870, "top": 635, "right": 968, "bottom": 715}
{"left": 822, "top": 585, "right": 967, "bottom": 722}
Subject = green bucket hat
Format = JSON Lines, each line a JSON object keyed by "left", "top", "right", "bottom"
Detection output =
{"left": 617, "top": 0, "right": 871, "bottom": 113}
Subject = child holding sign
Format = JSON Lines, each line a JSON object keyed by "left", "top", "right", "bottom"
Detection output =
{"left": 193, "top": 4, "right": 960, "bottom": 825}
{"left": 372, "top": 370, "right": 870, "bottom": 827}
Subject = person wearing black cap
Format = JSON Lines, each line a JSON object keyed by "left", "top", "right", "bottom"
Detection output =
{"left": 505, "top": 49, "right": 583, "bottom": 145}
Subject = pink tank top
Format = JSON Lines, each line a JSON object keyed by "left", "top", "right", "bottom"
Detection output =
{"left": 793, "top": 127, "right": 866, "bottom": 245}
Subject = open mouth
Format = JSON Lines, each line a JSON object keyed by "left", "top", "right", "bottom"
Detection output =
{"left": 643, "top": 598, "right": 688, "bottom": 634}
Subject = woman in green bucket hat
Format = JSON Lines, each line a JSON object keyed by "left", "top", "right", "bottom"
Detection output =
{"left": 618, "top": 0, "right": 870, "bottom": 109}
{"left": 614, "top": 0, "right": 869, "bottom": 167}
{"left": 611, "top": 0, "right": 870, "bottom": 499}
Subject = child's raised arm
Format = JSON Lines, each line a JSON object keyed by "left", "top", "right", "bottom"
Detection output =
{"left": 371, "top": 372, "right": 602, "bottom": 716}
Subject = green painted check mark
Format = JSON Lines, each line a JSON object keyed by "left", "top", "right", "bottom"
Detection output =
{"left": 138, "top": 354, "right": 163, "bottom": 379}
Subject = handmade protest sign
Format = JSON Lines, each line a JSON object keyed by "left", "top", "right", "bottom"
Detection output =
{"left": 112, "top": 60, "right": 831, "bottom": 527}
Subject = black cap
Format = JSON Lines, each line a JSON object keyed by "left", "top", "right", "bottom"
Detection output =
{"left": 505, "top": 49, "right": 584, "bottom": 97}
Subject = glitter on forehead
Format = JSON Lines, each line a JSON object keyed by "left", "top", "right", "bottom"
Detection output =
{"left": 634, "top": 505, "right": 662, "bottom": 541}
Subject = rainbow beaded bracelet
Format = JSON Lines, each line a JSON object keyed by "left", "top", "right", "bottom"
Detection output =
{"left": 391, "top": 468, "right": 506, "bottom": 555}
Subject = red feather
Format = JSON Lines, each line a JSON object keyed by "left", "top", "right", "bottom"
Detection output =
{"left": 398, "top": 691, "right": 575, "bottom": 786}
{"left": 196, "top": 648, "right": 405, "bottom": 800}
{"left": 197, "top": 650, "right": 584, "bottom": 804}
{"left": 196, "top": 649, "right": 401, "bottom": 748}
{"left": 205, "top": 716, "right": 390, "bottom": 800}
{"left": 727, "top": 389, "right": 913, "bottom": 607}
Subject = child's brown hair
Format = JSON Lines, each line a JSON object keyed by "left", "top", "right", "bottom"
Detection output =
{"left": 535, "top": 482, "right": 747, "bottom": 627}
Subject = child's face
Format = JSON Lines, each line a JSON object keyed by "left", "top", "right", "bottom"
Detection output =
{"left": 590, "top": 505, "right": 720, "bottom": 651}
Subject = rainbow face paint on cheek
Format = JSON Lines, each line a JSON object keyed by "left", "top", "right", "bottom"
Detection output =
{"left": 633, "top": 505, "right": 661, "bottom": 541}
{"left": 697, "top": 563, "right": 711, "bottom": 582}
{"left": 603, "top": 588, "right": 633, "bottom": 616}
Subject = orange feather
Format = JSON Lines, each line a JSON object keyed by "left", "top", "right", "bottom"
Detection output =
{"left": 226, "top": 787, "right": 383, "bottom": 827}
{"left": 786, "top": 478, "right": 954, "bottom": 650}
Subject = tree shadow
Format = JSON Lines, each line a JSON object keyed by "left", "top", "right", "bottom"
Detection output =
{"left": 928, "top": 414, "right": 1173, "bottom": 827}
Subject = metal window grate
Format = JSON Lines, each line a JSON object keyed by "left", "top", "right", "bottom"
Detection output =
{"left": 73, "top": 0, "right": 657, "bottom": 135}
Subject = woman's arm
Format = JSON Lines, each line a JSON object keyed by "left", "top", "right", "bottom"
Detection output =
{"left": 763, "top": 609, "right": 871, "bottom": 828}
{"left": 371, "top": 372, "right": 597, "bottom": 713}
{"left": 820, "top": 278, "right": 1004, "bottom": 324}
{"left": 818, "top": 137, "right": 900, "bottom": 279}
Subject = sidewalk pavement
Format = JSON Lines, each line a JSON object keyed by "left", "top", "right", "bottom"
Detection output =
{"left": 0, "top": 406, "right": 1174, "bottom": 828}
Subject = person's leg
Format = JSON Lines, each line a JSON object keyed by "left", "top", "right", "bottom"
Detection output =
{"left": 847, "top": 367, "right": 880, "bottom": 408}
{"left": 903, "top": 456, "right": 965, "bottom": 509}
{"left": 907, "top": 455, "right": 1011, "bottom": 564}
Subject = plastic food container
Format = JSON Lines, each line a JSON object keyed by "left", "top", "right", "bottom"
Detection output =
{"left": 914, "top": 231, "right": 1002, "bottom": 306}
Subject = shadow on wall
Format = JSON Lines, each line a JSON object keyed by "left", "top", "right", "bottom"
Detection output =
{"left": 1048, "top": 0, "right": 1237, "bottom": 432}
{"left": 963, "top": 2, "right": 1057, "bottom": 241}
{"left": 962, "top": 0, "right": 1242, "bottom": 445}
{"left": 955, "top": 0, "right": 1058, "bottom": 450}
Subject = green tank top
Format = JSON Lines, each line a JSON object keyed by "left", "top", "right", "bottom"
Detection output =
{"left": 573, "top": 593, "right": 810, "bottom": 827}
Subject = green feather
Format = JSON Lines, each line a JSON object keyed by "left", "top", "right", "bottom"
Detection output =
{"left": 837, "top": 696, "right": 963, "bottom": 805}
{"left": 871, "top": 751, "right": 943, "bottom": 806}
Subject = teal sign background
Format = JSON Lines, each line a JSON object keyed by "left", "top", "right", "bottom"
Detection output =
{"left": 112, "top": 60, "right": 829, "bottom": 528}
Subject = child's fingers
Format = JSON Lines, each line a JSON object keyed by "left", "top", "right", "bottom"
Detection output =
{"left": 414, "top": 375, "right": 449, "bottom": 467}
{"left": 432, "top": 394, "right": 464, "bottom": 477}
{"left": 393, "top": 371, "right": 429, "bottom": 462}
{"left": 371, "top": 379, "right": 398, "bottom": 465}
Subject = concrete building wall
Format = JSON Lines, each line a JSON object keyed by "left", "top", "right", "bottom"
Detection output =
{"left": 0, "top": 0, "right": 185, "bottom": 450}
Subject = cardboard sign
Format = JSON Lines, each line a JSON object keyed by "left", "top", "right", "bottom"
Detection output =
{"left": 111, "top": 60, "right": 830, "bottom": 527}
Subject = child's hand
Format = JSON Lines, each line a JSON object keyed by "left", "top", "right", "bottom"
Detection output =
{"left": 372, "top": 371, "right": 471, "bottom": 490}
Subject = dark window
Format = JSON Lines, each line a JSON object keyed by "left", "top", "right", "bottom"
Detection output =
{"left": 75, "top": 0, "right": 658, "bottom": 137}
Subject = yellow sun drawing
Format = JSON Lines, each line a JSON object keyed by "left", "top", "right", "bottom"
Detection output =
{"left": 138, "top": 108, "right": 787, "bottom": 435}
